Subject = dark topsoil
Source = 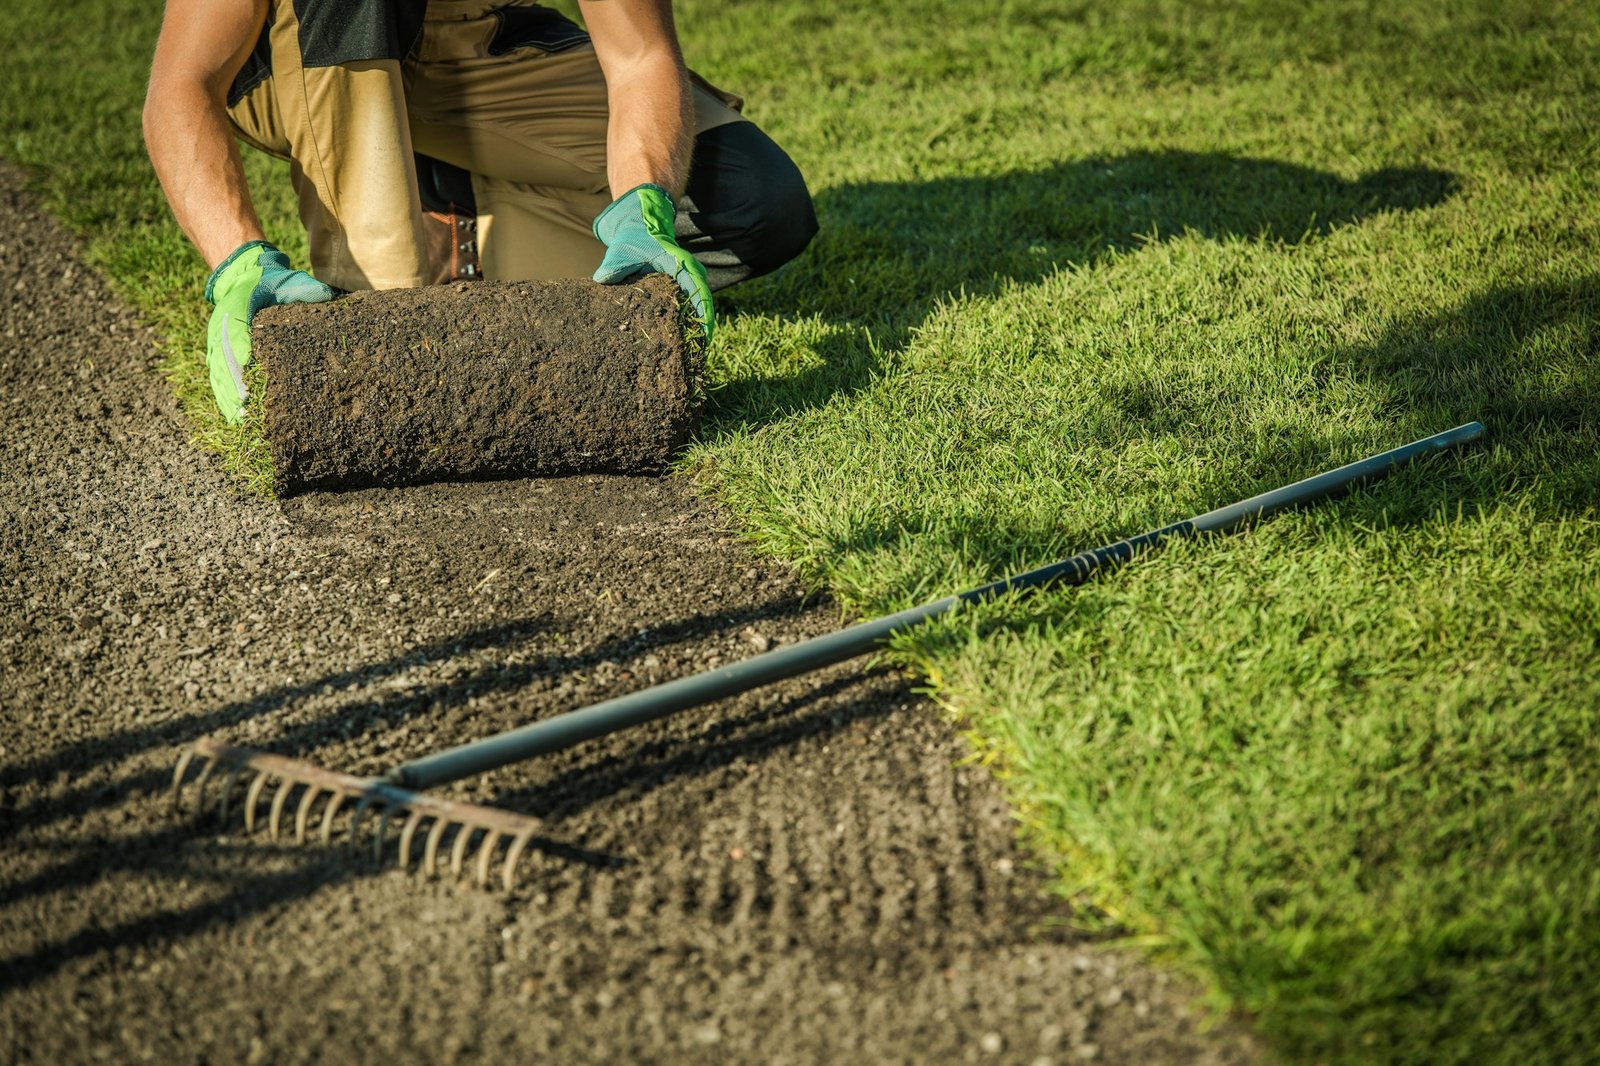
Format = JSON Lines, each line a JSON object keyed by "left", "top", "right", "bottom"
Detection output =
{"left": 0, "top": 165, "right": 1259, "bottom": 1065}
{"left": 258, "top": 275, "right": 701, "bottom": 495}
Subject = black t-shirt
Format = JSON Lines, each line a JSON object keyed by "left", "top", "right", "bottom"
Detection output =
{"left": 229, "top": 0, "right": 429, "bottom": 105}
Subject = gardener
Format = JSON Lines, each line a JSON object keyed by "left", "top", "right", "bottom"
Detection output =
{"left": 143, "top": 0, "right": 817, "bottom": 421}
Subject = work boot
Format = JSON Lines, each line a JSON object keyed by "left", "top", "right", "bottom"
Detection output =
{"left": 416, "top": 153, "right": 481, "bottom": 285}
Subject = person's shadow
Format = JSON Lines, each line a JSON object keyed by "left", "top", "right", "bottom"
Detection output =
{"left": 793, "top": 272, "right": 1600, "bottom": 595}
{"left": 711, "top": 149, "right": 1457, "bottom": 422}
{"left": 705, "top": 148, "right": 1598, "bottom": 592}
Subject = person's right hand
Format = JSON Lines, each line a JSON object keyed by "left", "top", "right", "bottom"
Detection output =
{"left": 204, "top": 240, "right": 337, "bottom": 423}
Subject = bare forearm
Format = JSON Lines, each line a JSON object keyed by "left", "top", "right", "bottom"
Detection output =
{"left": 604, "top": 56, "right": 692, "bottom": 197}
{"left": 144, "top": 84, "right": 265, "bottom": 269}
{"left": 580, "top": 0, "right": 694, "bottom": 199}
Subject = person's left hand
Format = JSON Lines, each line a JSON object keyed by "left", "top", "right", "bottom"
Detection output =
{"left": 592, "top": 183, "right": 714, "bottom": 342}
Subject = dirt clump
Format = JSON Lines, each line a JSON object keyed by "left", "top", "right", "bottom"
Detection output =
{"left": 255, "top": 274, "right": 700, "bottom": 494}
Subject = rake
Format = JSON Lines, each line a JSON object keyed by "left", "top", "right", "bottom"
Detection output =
{"left": 172, "top": 422, "right": 1484, "bottom": 889}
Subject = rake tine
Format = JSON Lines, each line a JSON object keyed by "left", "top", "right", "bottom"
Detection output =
{"left": 503, "top": 828, "right": 536, "bottom": 893}
{"left": 170, "top": 748, "right": 196, "bottom": 813}
{"left": 374, "top": 806, "right": 397, "bottom": 865}
{"left": 269, "top": 777, "right": 296, "bottom": 841}
{"left": 217, "top": 766, "right": 248, "bottom": 828}
{"left": 423, "top": 818, "right": 450, "bottom": 878}
{"left": 319, "top": 791, "right": 347, "bottom": 845}
{"left": 349, "top": 795, "right": 375, "bottom": 852}
{"left": 190, "top": 758, "right": 218, "bottom": 822}
{"left": 293, "top": 785, "right": 323, "bottom": 844}
{"left": 474, "top": 830, "right": 502, "bottom": 890}
{"left": 244, "top": 772, "right": 272, "bottom": 835}
{"left": 397, "top": 810, "right": 425, "bottom": 872}
{"left": 450, "top": 825, "right": 477, "bottom": 880}
{"left": 173, "top": 739, "right": 545, "bottom": 892}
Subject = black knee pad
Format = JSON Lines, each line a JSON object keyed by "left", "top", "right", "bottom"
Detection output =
{"left": 415, "top": 153, "right": 477, "bottom": 214}
{"left": 681, "top": 121, "right": 819, "bottom": 288}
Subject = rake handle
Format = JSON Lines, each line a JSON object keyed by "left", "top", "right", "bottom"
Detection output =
{"left": 392, "top": 421, "right": 1484, "bottom": 790}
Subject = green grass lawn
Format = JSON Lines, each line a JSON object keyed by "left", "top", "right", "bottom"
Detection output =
{"left": 6, "top": 0, "right": 1598, "bottom": 1060}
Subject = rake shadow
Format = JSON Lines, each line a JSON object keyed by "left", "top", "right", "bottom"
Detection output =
{"left": 488, "top": 667, "right": 905, "bottom": 821}
{"left": 1, "top": 597, "right": 911, "bottom": 990}
{"left": 0, "top": 813, "right": 631, "bottom": 996}
{"left": 0, "top": 834, "right": 356, "bottom": 996}
{"left": 2, "top": 589, "right": 821, "bottom": 838}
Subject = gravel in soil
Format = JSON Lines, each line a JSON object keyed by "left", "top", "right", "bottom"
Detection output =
{"left": 0, "top": 164, "right": 1258, "bottom": 1065}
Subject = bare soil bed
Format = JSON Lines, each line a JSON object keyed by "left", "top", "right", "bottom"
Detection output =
{"left": 0, "top": 164, "right": 1258, "bottom": 1065}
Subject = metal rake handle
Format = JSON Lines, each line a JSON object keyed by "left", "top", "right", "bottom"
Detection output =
{"left": 392, "top": 421, "right": 1485, "bottom": 790}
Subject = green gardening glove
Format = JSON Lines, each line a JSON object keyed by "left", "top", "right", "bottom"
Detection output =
{"left": 204, "top": 240, "right": 337, "bottom": 423}
{"left": 592, "top": 183, "right": 714, "bottom": 342}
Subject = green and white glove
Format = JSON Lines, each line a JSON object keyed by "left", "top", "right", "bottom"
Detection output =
{"left": 592, "top": 183, "right": 714, "bottom": 342}
{"left": 204, "top": 240, "right": 337, "bottom": 423}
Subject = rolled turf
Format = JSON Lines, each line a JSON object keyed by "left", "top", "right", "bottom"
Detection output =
{"left": 251, "top": 274, "right": 701, "bottom": 494}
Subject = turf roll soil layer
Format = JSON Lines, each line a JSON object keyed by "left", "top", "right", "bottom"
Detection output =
{"left": 254, "top": 274, "right": 701, "bottom": 494}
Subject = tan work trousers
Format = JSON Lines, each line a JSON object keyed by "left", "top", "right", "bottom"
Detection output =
{"left": 228, "top": 0, "right": 743, "bottom": 291}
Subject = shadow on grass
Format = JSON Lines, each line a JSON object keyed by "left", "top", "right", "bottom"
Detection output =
{"left": 801, "top": 274, "right": 1600, "bottom": 617}
{"left": 712, "top": 149, "right": 1458, "bottom": 422}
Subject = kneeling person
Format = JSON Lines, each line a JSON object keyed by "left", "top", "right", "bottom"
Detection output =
{"left": 143, "top": 0, "right": 818, "bottom": 422}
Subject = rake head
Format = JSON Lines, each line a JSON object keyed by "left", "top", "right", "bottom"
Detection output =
{"left": 171, "top": 737, "right": 542, "bottom": 891}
